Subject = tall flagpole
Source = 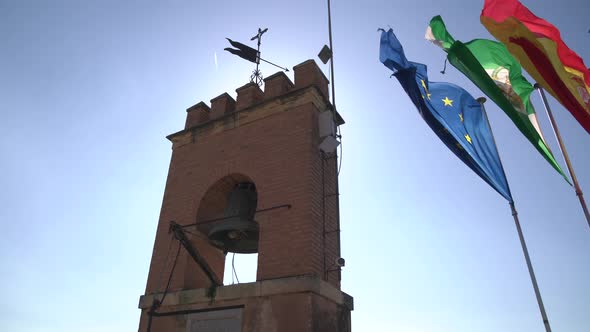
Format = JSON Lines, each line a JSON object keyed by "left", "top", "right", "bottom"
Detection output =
{"left": 534, "top": 83, "right": 590, "bottom": 229}
{"left": 327, "top": 0, "right": 336, "bottom": 110}
{"left": 478, "top": 97, "right": 553, "bottom": 332}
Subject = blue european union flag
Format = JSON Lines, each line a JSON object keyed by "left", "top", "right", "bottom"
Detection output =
{"left": 379, "top": 28, "right": 512, "bottom": 202}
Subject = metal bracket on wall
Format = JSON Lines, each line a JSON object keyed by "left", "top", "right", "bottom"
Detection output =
{"left": 169, "top": 221, "right": 222, "bottom": 287}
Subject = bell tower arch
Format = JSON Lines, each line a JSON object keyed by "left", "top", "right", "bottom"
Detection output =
{"left": 196, "top": 174, "right": 258, "bottom": 254}
{"left": 138, "top": 60, "right": 353, "bottom": 332}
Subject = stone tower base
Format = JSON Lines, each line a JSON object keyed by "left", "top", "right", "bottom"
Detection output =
{"left": 138, "top": 275, "right": 353, "bottom": 332}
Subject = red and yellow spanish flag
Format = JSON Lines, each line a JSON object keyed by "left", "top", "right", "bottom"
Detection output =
{"left": 481, "top": 0, "right": 590, "bottom": 134}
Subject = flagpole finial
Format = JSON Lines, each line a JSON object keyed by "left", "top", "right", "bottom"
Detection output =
{"left": 476, "top": 97, "right": 487, "bottom": 104}
{"left": 533, "top": 82, "right": 541, "bottom": 89}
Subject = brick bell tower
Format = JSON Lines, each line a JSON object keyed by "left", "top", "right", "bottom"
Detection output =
{"left": 138, "top": 59, "right": 353, "bottom": 332}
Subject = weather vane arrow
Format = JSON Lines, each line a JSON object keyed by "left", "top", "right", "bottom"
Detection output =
{"left": 224, "top": 28, "right": 289, "bottom": 86}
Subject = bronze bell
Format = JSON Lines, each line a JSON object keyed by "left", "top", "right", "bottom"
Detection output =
{"left": 208, "top": 182, "right": 259, "bottom": 253}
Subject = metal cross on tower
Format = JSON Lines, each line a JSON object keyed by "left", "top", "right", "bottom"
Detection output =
{"left": 250, "top": 28, "right": 268, "bottom": 86}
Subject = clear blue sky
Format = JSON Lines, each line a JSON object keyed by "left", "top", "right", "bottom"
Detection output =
{"left": 1, "top": 1, "right": 588, "bottom": 331}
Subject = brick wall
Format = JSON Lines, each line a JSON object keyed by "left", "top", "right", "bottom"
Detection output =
{"left": 143, "top": 59, "right": 343, "bottom": 297}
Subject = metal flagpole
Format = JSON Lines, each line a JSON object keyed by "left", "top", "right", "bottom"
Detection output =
{"left": 534, "top": 83, "right": 590, "bottom": 229}
{"left": 477, "top": 97, "right": 553, "bottom": 332}
{"left": 508, "top": 202, "right": 552, "bottom": 332}
{"left": 327, "top": 0, "right": 336, "bottom": 110}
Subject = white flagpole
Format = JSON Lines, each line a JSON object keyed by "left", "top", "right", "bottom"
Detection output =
{"left": 478, "top": 97, "right": 553, "bottom": 332}
{"left": 534, "top": 83, "right": 590, "bottom": 229}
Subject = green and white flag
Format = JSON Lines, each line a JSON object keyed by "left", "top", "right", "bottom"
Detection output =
{"left": 425, "top": 15, "right": 569, "bottom": 182}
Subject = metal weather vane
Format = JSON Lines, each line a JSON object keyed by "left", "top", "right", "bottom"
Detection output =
{"left": 224, "top": 28, "right": 289, "bottom": 86}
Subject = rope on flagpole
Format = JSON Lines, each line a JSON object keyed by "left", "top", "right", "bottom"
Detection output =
{"left": 478, "top": 97, "right": 553, "bottom": 332}
{"left": 534, "top": 83, "right": 590, "bottom": 229}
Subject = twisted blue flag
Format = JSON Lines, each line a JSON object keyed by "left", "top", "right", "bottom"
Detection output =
{"left": 379, "top": 28, "right": 512, "bottom": 202}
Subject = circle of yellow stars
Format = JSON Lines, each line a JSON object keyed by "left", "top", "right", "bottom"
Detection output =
{"left": 420, "top": 80, "right": 472, "bottom": 145}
